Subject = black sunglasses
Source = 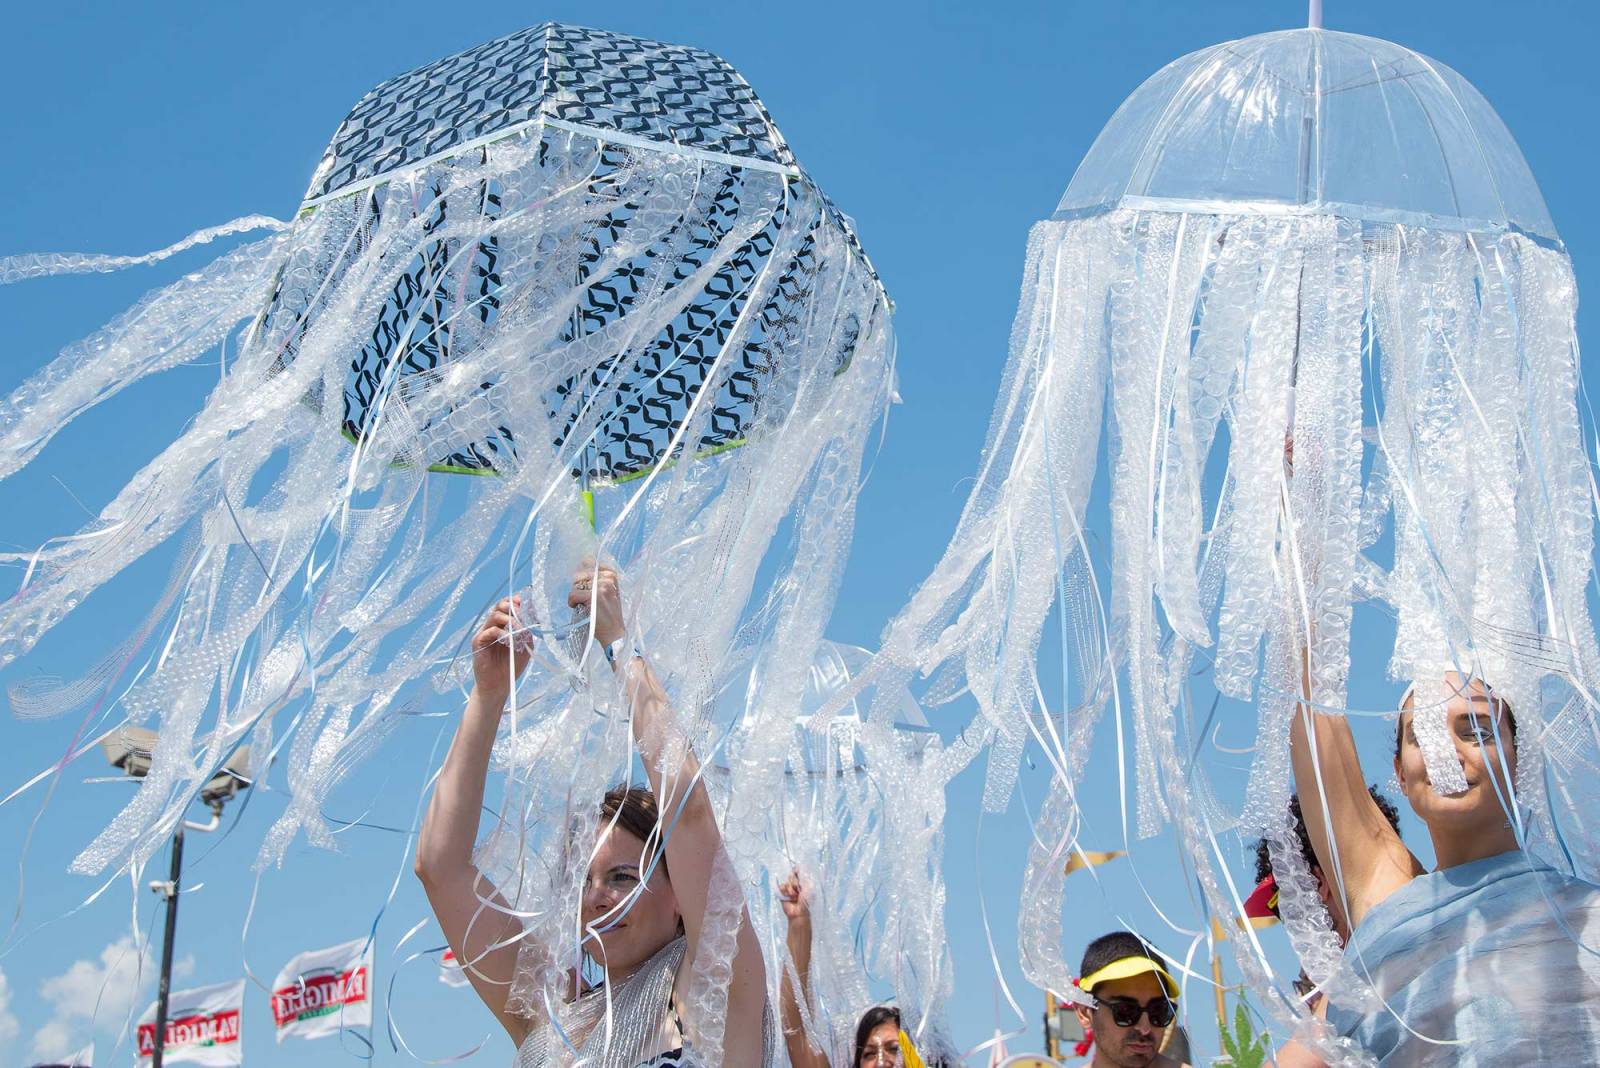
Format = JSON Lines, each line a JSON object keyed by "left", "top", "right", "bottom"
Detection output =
{"left": 1097, "top": 996, "right": 1175, "bottom": 1029}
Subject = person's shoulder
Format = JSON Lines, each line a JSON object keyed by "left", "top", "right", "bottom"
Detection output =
{"left": 1270, "top": 1037, "right": 1330, "bottom": 1068}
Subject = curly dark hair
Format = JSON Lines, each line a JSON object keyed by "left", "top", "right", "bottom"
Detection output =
{"left": 1253, "top": 787, "right": 1401, "bottom": 894}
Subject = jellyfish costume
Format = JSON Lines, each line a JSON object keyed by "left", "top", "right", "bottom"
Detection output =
{"left": 0, "top": 23, "right": 899, "bottom": 1063}
{"left": 862, "top": 24, "right": 1600, "bottom": 1065}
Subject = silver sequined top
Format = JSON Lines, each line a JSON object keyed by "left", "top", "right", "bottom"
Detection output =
{"left": 513, "top": 936, "right": 774, "bottom": 1068}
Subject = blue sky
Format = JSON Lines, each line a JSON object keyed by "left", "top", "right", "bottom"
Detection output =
{"left": 3, "top": 1, "right": 1600, "bottom": 1064}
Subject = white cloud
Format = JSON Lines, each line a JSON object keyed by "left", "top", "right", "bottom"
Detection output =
{"left": 30, "top": 1019, "right": 76, "bottom": 1063}
{"left": 0, "top": 966, "right": 21, "bottom": 1052}
{"left": 30, "top": 936, "right": 163, "bottom": 1062}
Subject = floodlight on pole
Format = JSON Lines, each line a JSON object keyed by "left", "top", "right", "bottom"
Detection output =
{"left": 98, "top": 726, "right": 253, "bottom": 1068}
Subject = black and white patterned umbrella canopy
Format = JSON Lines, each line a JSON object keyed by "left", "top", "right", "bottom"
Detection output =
{"left": 305, "top": 23, "right": 801, "bottom": 204}
{"left": 261, "top": 22, "right": 886, "bottom": 479}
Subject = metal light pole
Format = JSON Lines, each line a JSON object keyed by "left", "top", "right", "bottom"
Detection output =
{"left": 98, "top": 727, "right": 252, "bottom": 1067}
{"left": 150, "top": 825, "right": 186, "bottom": 1068}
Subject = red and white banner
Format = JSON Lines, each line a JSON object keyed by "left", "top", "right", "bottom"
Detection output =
{"left": 270, "top": 938, "right": 373, "bottom": 1042}
{"left": 136, "top": 980, "right": 244, "bottom": 1067}
{"left": 438, "top": 947, "right": 470, "bottom": 988}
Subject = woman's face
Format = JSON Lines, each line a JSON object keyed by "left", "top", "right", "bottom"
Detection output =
{"left": 857, "top": 1021, "right": 903, "bottom": 1066}
{"left": 581, "top": 826, "right": 680, "bottom": 976}
{"left": 1395, "top": 674, "right": 1517, "bottom": 834}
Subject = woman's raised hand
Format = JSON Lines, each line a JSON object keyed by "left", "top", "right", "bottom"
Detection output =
{"left": 777, "top": 870, "right": 812, "bottom": 932}
{"left": 471, "top": 596, "right": 533, "bottom": 702}
{"left": 568, "top": 562, "right": 625, "bottom": 649}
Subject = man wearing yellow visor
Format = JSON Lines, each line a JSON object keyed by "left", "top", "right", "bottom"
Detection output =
{"left": 1072, "top": 931, "right": 1189, "bottom": 1068}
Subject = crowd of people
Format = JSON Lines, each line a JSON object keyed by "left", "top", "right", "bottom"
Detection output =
{"left": 414, "top": 563, "right": 1600, "bottom": 1067}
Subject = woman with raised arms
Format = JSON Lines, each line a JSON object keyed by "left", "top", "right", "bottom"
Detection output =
{"left": 414, "top": 565, "right": 769, "bottom": 1067}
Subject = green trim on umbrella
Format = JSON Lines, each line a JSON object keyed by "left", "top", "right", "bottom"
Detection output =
{"left": 336, "top": 423, "right": 754, "bottom": 481}
{"left": 593, "top": 437, "right": 750, "bottom": 487}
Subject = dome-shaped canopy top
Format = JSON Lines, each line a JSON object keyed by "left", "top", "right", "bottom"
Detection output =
{"left": 305, "top": 22, "right": 799, "bottom": 205}
{"left": 1057, "top": 28, "right": 1557, "bottom": 240}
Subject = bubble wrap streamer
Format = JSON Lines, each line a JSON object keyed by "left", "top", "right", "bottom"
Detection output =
{"left": 864, "top": 198, "right": 1599, "bottom": 1064}
{"left": 708, "top": 641, "right": 968, "bottom": 1062}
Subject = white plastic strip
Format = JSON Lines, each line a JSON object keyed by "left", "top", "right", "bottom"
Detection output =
{"left": 0, "top": 215, "right": 290, "bottom": 284}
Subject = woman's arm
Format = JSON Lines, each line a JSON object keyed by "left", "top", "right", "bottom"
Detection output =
{"left": 574, "top": 565, "right": 768, "bottom": 1065}
{"left": 415, "top": 598, "right": 535, "bottom": 1044}
{"left": 777, "top": 872, "right": 832, "bottom": 1068}
{"left": 1283, "top": 438, "right": 1419, "bottom": 927}
{"left": 1288, "top": 693, "right": 1417, "bottom": 928}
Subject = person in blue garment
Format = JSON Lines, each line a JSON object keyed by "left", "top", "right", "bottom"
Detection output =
{"left": 1286, "top": 671, "right": 1600, "bottom": 1064}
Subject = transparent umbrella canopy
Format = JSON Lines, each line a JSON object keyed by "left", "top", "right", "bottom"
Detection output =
{"left": 1061, "top": 27, "right": 1557, "bottom": 240}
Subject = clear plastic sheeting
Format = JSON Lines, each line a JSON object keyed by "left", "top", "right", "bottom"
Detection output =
{"left": 872, "top": 26, "right": 1600, "bottom": 1067}
{"left": 1, "top": 23, "right": 900, "bottom": 1065}
{"left": 736, "top": 642, "right": 971, "bottom": 1061}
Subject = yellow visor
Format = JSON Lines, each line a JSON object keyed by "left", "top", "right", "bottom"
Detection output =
{"left": 1079, "top": 954, "right": 1180, "bottom": 1000}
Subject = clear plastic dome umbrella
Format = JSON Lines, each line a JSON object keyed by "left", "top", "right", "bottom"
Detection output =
{"left": 1061, "top": 18, "right": 1556, "bottom": 238}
